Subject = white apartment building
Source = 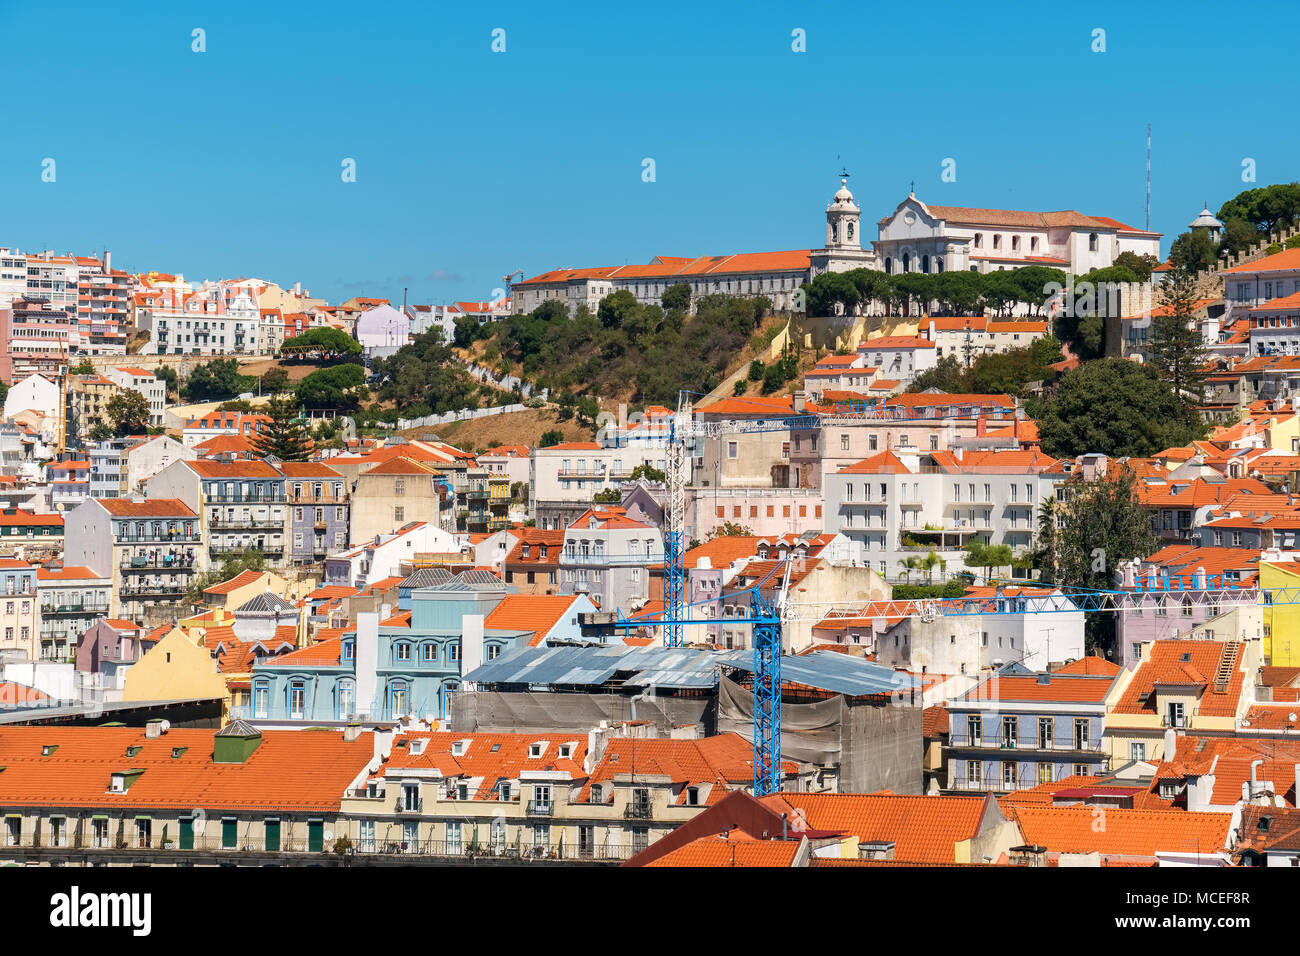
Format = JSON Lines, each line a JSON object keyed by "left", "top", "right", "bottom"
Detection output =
{"left": 855, "top": 336, "right": 938, "bottom": 386}
{"left": 529, "top": 442, "right": 671, "bottom": 531}
{"left": 135, "top": 279, "right": 262, "bottom": 356}
{"left": 104, "top": 366, "right": 166, "bottom": 426}
{"left": 1222, "top": 248, "right": 1300, "bottom": 321}
{"left": 557, "top": 506, "right": 663, "bottom": 612}
{"left": 822, "top": 448, "right": 1064, "bottom": 582}
{"left": 919, "top": 317, "right": 1052, "bottom": 363}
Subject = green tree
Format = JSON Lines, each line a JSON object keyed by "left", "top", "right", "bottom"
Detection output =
{"left": 1112, "top": 252, "right": 1160, "bottom": 282}
{"left": 597, "top": 290, "right": 640, "bottom": 329}
{"left": 282, "top": 326, "right": 361, "bottom": 355}
{"left": 1038, "top": 359, "right": 1205, "bottom": 459}
{"left": 186, "top": 548, "right": 268, "bottom": 604}
{"left": 155, "top": 365, "right": 179, "bottom": 399}
{"left": 908, "top": 355, "right": 969, "bottom": 392}
{"left": 661, "top": 283, "right": 692, "bottom": 313}
{"left": 1033, "top": 496, "right": 1060, "bottom": 584}
{"left": 105, "top": 389, "right": 151, "bottom": 437}
{"left": 963, "top": 540, "right": 1013, "bottom": 582}
{"left": 538, "top": 429, "right": 564, "bottom": 447}
{"left": 295, "top": 364, "right": 368, "bottom": 410}
{"left": 629, "top": 464, "right": 666, "bottom": 483}
{"left": 748, "top": 359, "right": 764, "bottom": 381}
{"left": 71, "top": 360, "right": 96, "bottom": 374}
{"left": 707, "top": 521, "right": 753, "bottom": 539}
{"left": 1217, "top": 183, "right": 1300, "bottom": 254}
{"left": 1148, "top": 266, "right": 1208, "bottom": 401}
{"left": 260, "top": 367, "right": 291, "bottom": 394}
{"left": 89, "top": 422, "right": 114, "bottom": 442}
{"left": 251, "top": 394, "right": 311, "bottom": 461}
{"left": 1052, "top": 466, "right": 1159, "bottom": 654}
{"left": 1168, "top": 230, "right": 1217, "bottom": 273}
{"left": 184, "top": 358, "right": 255, "bottom": 402}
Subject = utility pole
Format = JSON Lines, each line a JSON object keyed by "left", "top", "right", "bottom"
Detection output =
{"left": 1146, "top": 123, "right": 1151, "bottom": 233}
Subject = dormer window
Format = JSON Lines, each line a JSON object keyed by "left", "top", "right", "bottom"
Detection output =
{"left": 41, "top": 745, "right": 57, "bottom": 757}
{"left": 559, "top": 744, "right": 573, "bottom": 759}
{"left": 451, "top": 740, "right": 468, "bottom": 757}
{"left": 686, "top": 786, "right": 700, "bottom": 806}
{"left": 529, "top": 743, "right": 544, "bottom": 758}
{"left": 110, "top": 774, "right": 125, "bottom": 793}
{"left": 590, "top": 784, "right": 603, "bottom": 803}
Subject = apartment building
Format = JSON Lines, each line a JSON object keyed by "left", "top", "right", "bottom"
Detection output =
{"left": 0, "top": 724, "right": 374, "bottom": 857}
{"left": 337, "top": 730, "right": 801, "bottom": 862}
{"left": 281, "top": 462, "right": 350, "bottom": 565}
{"left": 529, "top": 442, "right": 669, "bottom": 531}
{"left": 36, "top": 565, "right": 111, "bottom": 663}
{"left": 478, "top": 444, "right": 531, "bottom": 488}
{"left": 103, "top": 367, "right": 166, "bottom": 426}
{"left": 0, "top": 299, "right": 75, "bottom": 386}
{"left": 135, "top": 280, "right": 262, "bottom": 356}
{"left": 351, "top": 457, "right": 445, "bottom": 545}
{"left": 71, "top": 253, "right": 129, "bottom": 355}
{"left": 323, "top": 522, "right": 457, "bottom": 588}
{"left": 823, "top": 448, "right": 1063, "bottom": 582}
{"left": 944, "top": 660, "right": 1120, "bottom": 794}
{"left": 501, "top": 529, "right": 564, "bottom": 595}
{"left": 63, "top": 497, "right": 202, "bottom": 624}
{"left": 148, "top": 459, "right": 288, "bottom": 568}
{"left": 1104, "top": 638, "right": 1259, "bottom": 765}
{"left": 558, "top": 506, "right": 663, "bottom": 611}
{"left": 1222, "top": 247, "right": 1300, "bottom": 320}
{"left": 0, "top": 560, "right": 38, "bottom": 660}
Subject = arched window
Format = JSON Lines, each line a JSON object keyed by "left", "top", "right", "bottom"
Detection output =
{"left": 1011, "top": 236, "right": 1020, "bottom": 251}
{"left": 993, "top": 235, "right": 1002, "bottom": 250}
{"left": 1089, "top": 233, "right": 1098, "bottom": 252}
{"left": 902, "top": 253, "right": 911, "bottom": 273}
{"left": 921, "top": 254, "right": 930, "bottom": 273}
{"left": 884, "top": 257, "right": 893, "bottom": 275}
{"left": 935, "top": 257, "right": 944, "bottom": 273}
{"left": 974, "top": 233, "right": 983, "bottom": 249}
{"left": 1031, "top": 236, "right": 1039, "bottom": 252}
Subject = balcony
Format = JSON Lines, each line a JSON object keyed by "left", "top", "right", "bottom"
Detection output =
{"left": 116, "top": 532, "right": 197, "bottom": 545}
{"left": 210, "top": 542, "right": 284, "bottom": 558}
{"left": 287, "top": 494, "right": 347, "bottom": 505}
{"left": 120, "top": 554, "right": 197, "bottom": 570}
{"left": 394, "top": 798, "right": 424, "bottom": 814}
{"left": 623, "top": 801, "right": 653, "bottom": 820}
{"left": 120, "top": 583, "right": 187, "bottom": 598}
{"left": 40, "top": 602, "right": 110, "bottom": 615}
{"left": 949, "top": 733, "right": 1105, "bottom": 753}
{"left": 206, "top": 493, "right": 286, "bottom": 504}
{"left": 526, "top": 800, "right": 554, "bottom": 817}
{"left": 464, "top": 490, "right": 490, "bottom": 500}
{"left": 209, "top": 516, "right": 284, "bottom": 531}
{"left": 489, "top": 517, "right": 512, "bottom": 531}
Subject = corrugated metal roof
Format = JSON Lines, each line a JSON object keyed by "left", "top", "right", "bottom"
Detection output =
{"left": 431, "top": 569, "right": 505, "bottom": 592}
{"left": 724, "top": 651, "right": 921, "bottom": 697}
{"left": 400, "top": 567, "right": 454, "bottom": 588}
{"left": 464, "top": 645, "right": 916, "bottom": 695}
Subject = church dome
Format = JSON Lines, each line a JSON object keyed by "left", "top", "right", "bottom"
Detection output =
{"left": 833, "top": 178, "right": 854, "bottom": 204}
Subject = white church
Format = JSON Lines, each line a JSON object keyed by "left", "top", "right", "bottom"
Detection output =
{"left": 511, "top": 178, "right": 1161, "bottom": 315}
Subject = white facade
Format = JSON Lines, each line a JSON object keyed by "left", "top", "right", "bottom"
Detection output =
{"left": 126, "top": 435, "right": 197, "bottom": 495}
{"left": 103, "top": 367, "right": 166, "bottom": 426}
{"left": 2, "top": 374, "right": 60, "bottom": 425}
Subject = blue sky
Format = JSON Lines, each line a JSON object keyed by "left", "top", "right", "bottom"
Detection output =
{"left": 2, "top": 0, "right": 1295, "bottom": 306}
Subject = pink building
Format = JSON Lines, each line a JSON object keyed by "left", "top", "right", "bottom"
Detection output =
{"left": 0, "top": 299, "right": 73, "bottom": 385}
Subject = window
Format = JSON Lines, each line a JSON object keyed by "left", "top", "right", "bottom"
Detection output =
{"left": 446, "top": 821, "right": 462, "bottom": 855}
{"left": 289, "top": 680, "right": 305, "bottom": 719}
{"left": 422, "top": 643, "right": 436, "bottom": 662}
{"left": 1038, "top": 717, "right": 1053, "bottom": 750}
{"left": 394, "top": 506, "right": 404, "bottom": 523}
{"left": 1002, "top": 716, "right": 1017, "bottom": 748}
{"left": 1130, "top": 742, "right": 1146, "bottom": 762}
{"left": 1037, "top": 762, "right": 1052, "bottom": 785}
{"left": 1167, "top": 701, "right": 1185, "bottom": 728}
{"left": 394, "top": 479, "right": 405, "bottom": 495}
{"left": 50, "top": 816, "right": 67, "bottom": 848}
{"left": 396, "top": 642, "right": 411, "bottom": 661}
{"left": 4, "top": 817, "right": 18, "bottom": 847}
{"left": 966, "top": 760, "right": 982, "bottom": 787}
{"left": 254, "top": 682, "right": 268, "bottom": 719}
{"left": 337, "top": 680, "right": 354, "bottom": 719}
{"left": 390, "top": 681, "right": 408, "bottom": 717}
{"left": 840, "top": 434, "right": 850, "bottom": 451}
{"left": 449, "top": 642, "right": 461, "bottom": 662}
{"left": 92, "top": 817, "right": 108, "bottom": 848}
{"left": 1001, "top": 761, "right": 1017, "bottom": 790}
{"left": 402, "top": 783, "right": 420, "bottom": 812}
{"left": 358, "top": 819, "right": 375, "bottom": 853}
{"left": 1074, "top": 718, "right": 1089, "bottom": 750}
{"left": 727, "top": 441, "right": 737, "bottom": 459}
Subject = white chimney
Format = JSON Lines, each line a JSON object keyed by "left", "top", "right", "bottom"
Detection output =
{"left": 460, "top": 613, "right": 484, "bottom": 686}
{"left": 1163, "top": 727, "right": 1176, "bottom": 758}
{"left": 355, "top": 611, "right": 379, "bottom": 720}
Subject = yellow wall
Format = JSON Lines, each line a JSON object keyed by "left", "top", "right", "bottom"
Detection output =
{"left": 1261, "top": 561, "right": 1300, "bottom": 665}
{"left": 122, "top": 628, "right": 229, "bottom": 707}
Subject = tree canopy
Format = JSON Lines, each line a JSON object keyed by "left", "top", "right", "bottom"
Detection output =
{"left": 183, "top": 359, "right": 256, "bottom": 402}
{"left": 1037, "top": 358, "right": 1205, "bottom": 459}
{"left": 105, "top": 390, "right": 151, "bottom": 437}
{"left": 1147, "top": 266, "right": 1208, "bottom": 401}
{"left": 799, "top": 265, "right": 1068, "bottom": 318}
{"left": 295, "top": 364, "right": 368, "bottom": 410}
{"left": 281, "top": 326, "right": 362, "bottom": 355}
{"left": 251, "top": 394, "right": 311, "bottom": 461}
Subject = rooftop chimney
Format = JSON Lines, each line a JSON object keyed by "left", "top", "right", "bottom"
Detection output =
{"left": 145, "top": 718, "right": 165, "bottom": 739}
{"left": 344, "top": 722, "right": 362, "bottom": 743}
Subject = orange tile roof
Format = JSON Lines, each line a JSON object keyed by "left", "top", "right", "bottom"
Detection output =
{"left": 360, "top": 456, "right": 441, "bottom": 476}
{"left": 1054, "top": 656, "right": 1121, "bottom": 676}
{"left": 1222, "top": 247, "right": 1300, "bottom": 274}
{"left": 837, "top": 450, "right": 913, "bottom": 475}
{"left": 762, "top": 792, "right": 991, "bottom": 864}
{"left": 581, "top": 734, "right": 794, "bottom": 806}
{"left": 36, "top": 565, "right": 101, "bottom": 581}
{"left": 374, "top": 731, "right": 588, "bottom": 798}
{"left": 484, "top": 595, "right": 586, "bottom": 646}
{"left": 202, "top": 569, "right": 265, "bottom": 595}
{"left": 682, "top": 535, "right": 763, "bottom": 571}
{"left": 264, "top": 637, "right": 343, "bottom": 667}
{"left": 96, "top": 498, "right": 196, "bottom": 518}
{"left": 0, "top": 726, "right": 373, "bottom": 812}
{"left": 186, "top": 459, "right": 282, "bottom": 479}
{"left": 1113, "top": 640, "right": 1246, "bottom": 717}
{"left": 1008, "top": 805, "right": 1232, "bottom": 858}
{"left": 923, "top": 705, "right": 949, "bottom": 737}
{"left": 645, "top": 830, "right": 802, "bottom": 867}
{"left": 194, "top": 434, "right": 257, "bottom": 455}
{"left": 277, "top": 462, "right": 344, "bottom": 478}
{"left": 959, "top": 673, "right": 1116, "bottom": 704}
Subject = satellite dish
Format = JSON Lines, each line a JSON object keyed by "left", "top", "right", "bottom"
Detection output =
{"left": 1290, "top": 713, "right": 1298, "bottom": 722}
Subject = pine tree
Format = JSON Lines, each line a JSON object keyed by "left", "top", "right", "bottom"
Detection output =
{"left": 1148, "top": 266, "right": 1209, "bottom": 404}
{"left": 251, "top": 395, "right": 311, "bottom": 462}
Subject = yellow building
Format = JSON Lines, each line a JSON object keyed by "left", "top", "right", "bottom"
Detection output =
{"left": 68, "top": 373, "right": 123, "bottom": 442}
{"left": 121, "top": 626, "right": 230, "bottom": 712}
{"left": 1260, "top": 561, "right": 1300, "bottom": 666}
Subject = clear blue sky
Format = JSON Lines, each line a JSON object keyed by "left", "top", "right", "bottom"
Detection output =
{"left": 2, "top": 0, "right": 1295, "bottom": 306}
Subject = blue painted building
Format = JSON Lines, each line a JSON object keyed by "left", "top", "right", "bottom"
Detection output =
{"left": 248, "top": 571, "right": 531, "bottom": 723}
{"left": 944, "top": 659, "right": 1120, "bottom": 793}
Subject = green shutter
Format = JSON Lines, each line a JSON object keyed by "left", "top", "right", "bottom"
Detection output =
{"left": 307, "top": 819, "right": 323, "bottom": 853}
{"left": 264, "top": 819, "right": 280, "bottom": 852}
{"left": 222, "top": 818, "right": 237, "bottom": 848}
{"left": 179, "top": 818, "right": 194, "bottom": 850}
